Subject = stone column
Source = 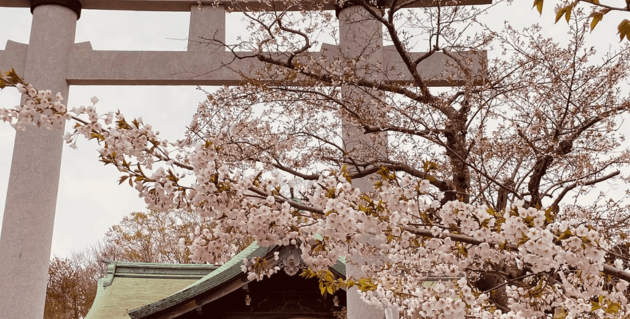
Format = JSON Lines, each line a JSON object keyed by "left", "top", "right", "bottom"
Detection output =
{"left": 0, "top": 1, "right": 79, "bottom": 318}
{"left": 338, "top": 2, "right": 387, "bottom": 191}
{"left": 338, "top": 4, "right": 389, "bottom": 319}
{"left": 188, "top": 4, "right": 225, "bottom": 52}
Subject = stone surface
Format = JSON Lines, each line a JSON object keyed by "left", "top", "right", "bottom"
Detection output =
{"left": 338, "top": 5, "right": 389, "bottom": 319}
{"left": 0, "top": 4, "right": 77, "bottom": 319}
{"left": 62, "top": 49, "right": 483, "bottom": 86}
{"left": 0, "top": 41, "right": 27, "bottom": 75}
{"left": 2, "top": 0, "right": 492, "bottom": 11}
{"left": 188, "top": 4, "right": 225, "bottom": 52}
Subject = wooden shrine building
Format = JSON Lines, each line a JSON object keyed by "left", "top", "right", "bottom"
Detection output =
{"left": 86, "top": 243, "right": 346, "bottom": 319}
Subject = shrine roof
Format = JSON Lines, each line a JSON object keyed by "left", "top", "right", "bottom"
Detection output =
{"left": 128, "top": 242, "right": 346, "bottom": 318}
{"left": 83, "top": 241, "right": 347, "bottom": 319}
{"left": 84, "top": 261, "right": 218, "bottom": 319}
{"left": 129, "top": 242, "right": 270, "bottom": 318}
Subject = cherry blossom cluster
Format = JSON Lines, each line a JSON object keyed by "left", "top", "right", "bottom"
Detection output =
{"left": 0, "top": 83, "right": 70, "bottom": 130}
{"left": 2, "top": 75, "right": 630, "bottom": 318}
{"left": 241, "top": 256, "right": 281, "bottom": 281}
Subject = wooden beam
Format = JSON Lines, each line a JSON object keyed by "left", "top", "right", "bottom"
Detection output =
{"left": 153, "top": 276, "right": 251, "bottom": 319}
{"left": 1, "top": 0, "right": 492, "bottom": 11}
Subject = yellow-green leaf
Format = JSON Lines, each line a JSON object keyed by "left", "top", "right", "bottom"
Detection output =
{"left": 555, "top": 5, "right": 572, "bottom": 24}
{"left": 618, "top": 19, "right": 630, "bottom": 41}
{"left": 533, "top": 0, "right": 544, "bottom": 14}
{"left": 589, "top": 11, "right": 604, "bottom": 31}
{"left": 545, "top": 207, "right": 555, "bottom": 223}
{"left": 553, "top": 308, "right": 568, "bottom": 319}
{"left": 555, "top": 8, "right": 565, "bottom": 23}
{"left": 558, "top": 229, "right": 573, "bottom": 240}
{"left": 606, "top": 301, "right": 621, "bottom": 314}
{"left": 590, "top": 295, "right": 605, "bottom": 312}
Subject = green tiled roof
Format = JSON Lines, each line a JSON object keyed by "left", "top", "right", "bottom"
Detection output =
{"left": 129, "top": 243, "right": 271, "bottom": 318}
{"left": 331, "top": 256, "right": 346, "bottom": 278}
{"left": 103, "top": 261, "right": 218, "bottom": 284}
{"left": 85, "top": 262, "right": 217, "bottom": 319}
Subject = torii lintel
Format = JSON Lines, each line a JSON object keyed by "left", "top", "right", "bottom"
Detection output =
{"left": 3, "top": 0, "right": 492, "bottom": 12}
{"left": 0, "top": 40, "right": 486, "bottom": 86}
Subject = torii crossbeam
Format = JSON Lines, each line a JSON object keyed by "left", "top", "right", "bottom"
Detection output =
{"left": 0, "top": 1, "right": 490, "bottom": 318}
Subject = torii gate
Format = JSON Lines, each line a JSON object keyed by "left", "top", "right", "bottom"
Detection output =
{"left": 0, "top": 0, "right": 489, "bottom": 318}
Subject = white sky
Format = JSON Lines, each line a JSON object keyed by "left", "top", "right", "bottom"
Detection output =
{"left": 0, "top": 1, "right": 627, "bottom": 258}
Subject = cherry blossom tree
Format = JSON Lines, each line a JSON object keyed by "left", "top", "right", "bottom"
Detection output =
{"left": 42, "top": 208, "right": 205, "bottom": 318}
{"left": 44, "top": 257, "right": 94, "bottom": 319}
{"left": 3, "top": 0, "right": 630, "bottom": 317}
{"left": 104, "top": 209, "right": 207, "bottom": 264}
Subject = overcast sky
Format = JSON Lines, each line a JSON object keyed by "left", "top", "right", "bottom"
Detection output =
{"left": 0, "top": 1, "right": 627, "bottom": 259}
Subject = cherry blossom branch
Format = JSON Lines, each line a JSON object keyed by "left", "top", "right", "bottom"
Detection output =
{"left": 402, "top": 225, "right": 630, "bottom": 282}
{"left": 550, "top": 170, "right": 620, "bottom": 209}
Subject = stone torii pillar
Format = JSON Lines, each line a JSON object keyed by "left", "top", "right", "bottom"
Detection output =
{"left": 0, "top": 1, "right": 80, "bottom": 318}
{"left": 337, "top": 4, "right": 388, "bottom": 319}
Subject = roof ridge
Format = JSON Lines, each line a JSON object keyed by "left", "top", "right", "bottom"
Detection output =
{"left": 100, "top": 261, "right": 218, "bottom": 286}
{"left": 105, "top": 260, "right": 219, "bottom": 269}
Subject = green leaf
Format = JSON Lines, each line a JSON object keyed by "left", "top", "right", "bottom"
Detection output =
{"left": 533, "top": 0, "right": 544, "bottom": 15}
